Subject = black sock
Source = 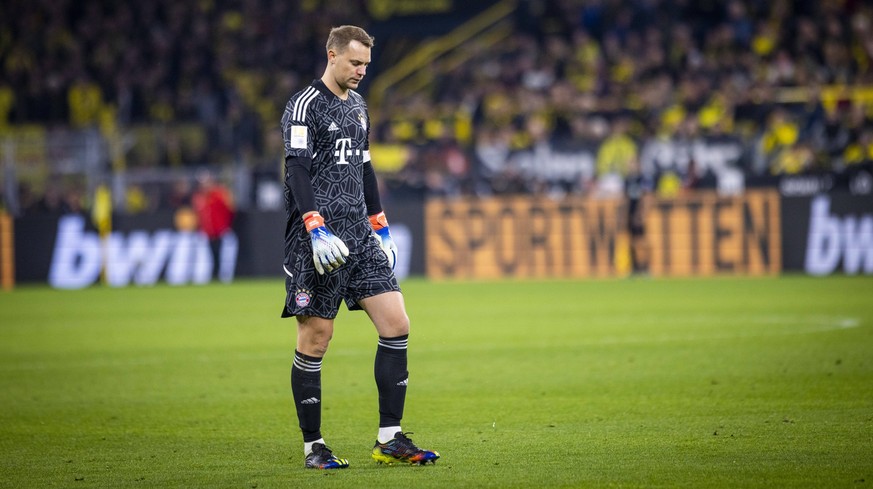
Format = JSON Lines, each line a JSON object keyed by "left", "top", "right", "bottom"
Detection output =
{"left": 291, "top": 350, "right": 322, "bottom": 442}
{"left": 374, "top": 335, "right": 408, "bottom": 427}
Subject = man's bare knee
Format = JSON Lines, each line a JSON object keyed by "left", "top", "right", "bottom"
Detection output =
{"left": 296, "top": 316, "right": 334, "bottom": 357}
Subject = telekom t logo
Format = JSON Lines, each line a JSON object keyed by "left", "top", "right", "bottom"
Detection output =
{"left": 334, "top": 138, "right": 353, "bottom": 165}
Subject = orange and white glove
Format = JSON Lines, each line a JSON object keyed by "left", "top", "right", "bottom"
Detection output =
{"left": 369, "top": 211, "right": 397, "bottom": 270}
{"left": 304, "top": 211, "right": 349, "bottom": 275}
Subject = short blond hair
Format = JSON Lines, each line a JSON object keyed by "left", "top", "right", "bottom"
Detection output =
{"left": 326, "top": 25, "right": 374, "bottom": 54}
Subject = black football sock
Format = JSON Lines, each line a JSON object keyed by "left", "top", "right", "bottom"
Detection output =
{"left": 291, "top": 350, "right": 323, "bottom": 443}
{"left": 374, "top": 335, "right": 409, "bottom": 428}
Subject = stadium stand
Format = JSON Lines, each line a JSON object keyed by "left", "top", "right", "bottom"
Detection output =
{"left": 1, "top": 0, "right": 872, "bottom": 214}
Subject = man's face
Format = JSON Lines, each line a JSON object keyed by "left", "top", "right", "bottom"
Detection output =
{"left": 330, "top": 40, "right": 371, "bottom": 91}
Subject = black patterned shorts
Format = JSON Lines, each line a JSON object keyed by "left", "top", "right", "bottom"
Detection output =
{"left": 281, "top": 234, "right": 400, "bottom": 319}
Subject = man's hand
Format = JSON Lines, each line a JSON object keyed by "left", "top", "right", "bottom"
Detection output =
{"left": 369, "top": 212, "right": 398, "bottom": 269}
{"left": 304, "top": 212, "right": 349, "bottom": 275}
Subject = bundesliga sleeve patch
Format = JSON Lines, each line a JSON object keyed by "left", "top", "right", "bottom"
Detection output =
{"left": 289, "top": 125, "right": 308, "bottom": 149}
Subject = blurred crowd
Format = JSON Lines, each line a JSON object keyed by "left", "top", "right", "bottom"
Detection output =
{"left": 377, "top": 0, "right": 873, "bottom": 198}
{"left": 0, "top": 0, "right": 369, "bottom": 164}
{"left": 2, "top": 0, "right": 873, "bottom": 214}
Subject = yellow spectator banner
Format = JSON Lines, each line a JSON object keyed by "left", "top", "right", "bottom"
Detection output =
{"left": 425, "top": 190, "right": 781, "bottom": 279}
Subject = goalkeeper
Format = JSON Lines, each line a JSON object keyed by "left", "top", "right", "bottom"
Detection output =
{"left": 280, "top": 25, "right": 439, "bottom": 470}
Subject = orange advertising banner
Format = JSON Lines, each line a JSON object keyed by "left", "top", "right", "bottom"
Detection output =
{"left": 0, "top": 211, "right": 14, "bottom": 290}
{"left": 424, "top": 190, "right": 781, "bottom": 279}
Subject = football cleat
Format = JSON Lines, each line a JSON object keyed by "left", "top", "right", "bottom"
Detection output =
{"left": 304, "top": 443, "right": 349, "bottom": 469}
{"left": 372, "top": 432, "right": 440, "bottom": 465}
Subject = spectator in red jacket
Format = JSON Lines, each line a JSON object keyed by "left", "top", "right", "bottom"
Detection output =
{"left": 192, "top": 169, "right": 237, "bottom": 282}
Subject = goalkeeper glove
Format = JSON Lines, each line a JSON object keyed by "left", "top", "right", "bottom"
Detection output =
{"left": 369, "top": 211, "right": 397, "bottom": 269}
{"left": 304, "top": 211, "right": 349, "bottom": 275}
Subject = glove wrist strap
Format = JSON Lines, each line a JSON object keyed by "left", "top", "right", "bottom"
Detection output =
{"left": 369, "top": 211, "right": 389, "bottom": 231}
{"left": 303, "top": 211, "right": 325, "bottom": 233}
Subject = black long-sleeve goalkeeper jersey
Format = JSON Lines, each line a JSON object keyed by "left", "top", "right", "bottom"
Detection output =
{"left": 280, "top": 79, "right": 382, "bottom": 257}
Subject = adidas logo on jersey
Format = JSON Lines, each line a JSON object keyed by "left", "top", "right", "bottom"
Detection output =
{"left": 300, "top": 397, "right": 320, "bottom": 405}
{"left": 327, "top": 122, "right": 340, "bottom": 132}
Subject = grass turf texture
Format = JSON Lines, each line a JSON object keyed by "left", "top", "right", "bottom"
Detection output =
{"left": 0, "top": 276, "right": 871, "bottom": 488}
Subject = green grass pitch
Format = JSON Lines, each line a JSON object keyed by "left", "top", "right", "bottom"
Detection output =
{"left": 1, "top": 275, "right": 871, "bottom": 488}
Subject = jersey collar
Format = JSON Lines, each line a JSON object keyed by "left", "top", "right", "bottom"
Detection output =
{"left": 312, "top": 79, "right": 356, "bottom": 101}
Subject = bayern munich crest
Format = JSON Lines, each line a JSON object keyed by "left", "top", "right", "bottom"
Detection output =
{"left": 295, "top": 290, "right": 312, "bottom": 307}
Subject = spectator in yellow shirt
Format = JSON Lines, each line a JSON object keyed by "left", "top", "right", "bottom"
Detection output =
{"left": 596, "top": 117, "right": 638, "bottom": 177}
